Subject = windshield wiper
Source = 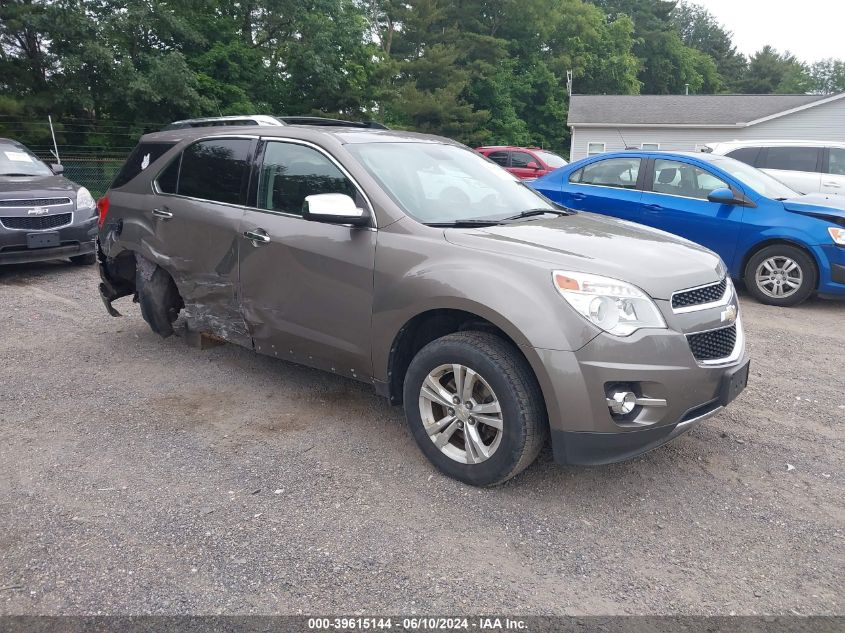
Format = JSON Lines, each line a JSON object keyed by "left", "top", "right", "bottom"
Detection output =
{"left": 501, "top": 208, "right": 572, "bottom": 222}
{"left": 425, "top": 219, "right": 504, "bottom": 227}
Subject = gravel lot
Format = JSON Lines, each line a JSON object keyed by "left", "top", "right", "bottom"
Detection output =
{"left": 0, "top": 261, "right": 842, "bottom": 616}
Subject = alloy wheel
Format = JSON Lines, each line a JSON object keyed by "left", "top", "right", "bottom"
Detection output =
{"left": 418, "top": 363, "right": 504, "bottom": 464}
{"left": 755, "top": 256, "right": 803, "bottom": 299}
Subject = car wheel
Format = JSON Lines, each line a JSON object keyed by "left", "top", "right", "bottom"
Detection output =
{"left": 402, "top": 331, "right": 547, "bottom": 486}
{"left": 744, "top": 244, "right": 817, "bottom": 307}
{"left": 70, "top": 253, "right": 97, "bottom": 266}
{"left": 136, "top": 263, "right": 183, "bottom": 337}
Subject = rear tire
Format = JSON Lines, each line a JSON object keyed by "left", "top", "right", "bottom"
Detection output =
{"left": 70, "top": 253, "right": 96, "bottom": 266}
{"left": 403, "top": 331, "right": 547, "bottom": 486}
{"left": 744, "top": 244, "right": 816, "bottom": 307}
{"left": 136, "top": 263, "right": 183, "bottom": 337}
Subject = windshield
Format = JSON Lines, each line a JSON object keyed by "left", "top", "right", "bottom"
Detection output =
{"left": 346, "top": 142, "right": 557, "bottom": 224}
{"left": 536, "top": 150, "right": 567, "bottom": 169}
{"left": 0, "top": 143, "right": 52, "bottom": 177}
{"left": 710, "top": 156, "right": 798, "bottom": 199}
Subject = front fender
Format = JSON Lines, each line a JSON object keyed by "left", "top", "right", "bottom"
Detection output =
{"left": 371, "top": 223, "right": 600, "bottom": 381}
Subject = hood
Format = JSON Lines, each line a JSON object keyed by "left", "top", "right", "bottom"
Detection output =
{"left": 445, "top": 212, "right": 724, "bottom": 300}
{"left": 782, "top": 193, "right": 845, "bottom": 225}
{"left": 0, "top": 174, "right": 78, "bottom": 200}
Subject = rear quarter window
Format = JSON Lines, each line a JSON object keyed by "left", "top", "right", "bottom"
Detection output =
{"left": 111, "top": 142, "right": 176, "bottom": 189}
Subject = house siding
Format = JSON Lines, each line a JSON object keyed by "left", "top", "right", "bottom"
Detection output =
{"left": 569, "top": 97, "right": 845, "bottom": 161}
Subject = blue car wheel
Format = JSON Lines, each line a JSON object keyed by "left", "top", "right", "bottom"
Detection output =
{"left": 744, "top": 244, "right": 817, "bottom": 307}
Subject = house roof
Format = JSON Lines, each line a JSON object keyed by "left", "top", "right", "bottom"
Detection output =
{"left": 568, "top": 94, "right": 842, "bottom": 127}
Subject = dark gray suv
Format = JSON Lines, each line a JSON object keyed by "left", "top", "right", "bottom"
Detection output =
{"left": 0, "top": 138, "right": 98, "bottom": 266}
{"left": 98, "top": 126, "right": 750, "bottom": 486}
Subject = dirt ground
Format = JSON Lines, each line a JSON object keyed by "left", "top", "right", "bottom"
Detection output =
{"left": 0, "top": 261, "right": 842, "bottom": 615}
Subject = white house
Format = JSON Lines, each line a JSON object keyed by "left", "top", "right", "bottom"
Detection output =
{"left": 567, "top": 93, "right": 845, "bottom": 161}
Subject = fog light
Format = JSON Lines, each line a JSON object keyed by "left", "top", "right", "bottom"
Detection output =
{"left": 608, "top": 391, "right": 637, "bottom": 415}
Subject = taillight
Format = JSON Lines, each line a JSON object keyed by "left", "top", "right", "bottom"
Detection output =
{"left": 97, "top": 196, "right": 110, "bottom": 228}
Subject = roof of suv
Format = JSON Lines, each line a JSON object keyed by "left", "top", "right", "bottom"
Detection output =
{"left": 705, "top": 139, "right": 845, "bottom": 151}
{"left": 163, "top": 115, "right": 388, "bottom": 131}
{"left": 139, "top": 125, "right": 456, "bottom": 147}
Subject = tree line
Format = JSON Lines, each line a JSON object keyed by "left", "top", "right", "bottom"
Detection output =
{"left": 1, "top": 0, "right": 843, "bottom": 156}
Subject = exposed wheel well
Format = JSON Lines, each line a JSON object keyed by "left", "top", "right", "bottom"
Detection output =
{"left": 386, "top": 309, "right": 543, "bottom": 409}
{"left": 740, "top": 239, "right": 820, "bottom": 287}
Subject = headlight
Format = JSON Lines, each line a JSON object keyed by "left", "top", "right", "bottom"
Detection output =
{"left": 76, "top": 187, "right": 95, "bottom": 210}
{"left": 829, "top": 227, "right": 845, "bottom": 245}
{"left": 552, "top": 270, "right": 666, "bottom": 336}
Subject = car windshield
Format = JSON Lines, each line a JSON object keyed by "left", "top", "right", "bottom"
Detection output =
{"left": 0, "top": 143, "right": 52, "bottom": 177}
{"left": 346, "top": 142, "right": 557, "bottom": 224}
{"left": 536, "top": 150, "right": 567, "bottom": 168}
{"left": 709, "top": 156, "right": 798, "bottom": 200}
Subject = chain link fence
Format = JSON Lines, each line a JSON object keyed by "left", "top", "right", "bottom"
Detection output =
{"left": 1, "top": 116, "right": 159, "bottom": 198}
{"left": 29, "top": 151, "right": 129, "bottom": 198}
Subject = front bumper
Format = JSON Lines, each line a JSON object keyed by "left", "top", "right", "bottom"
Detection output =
{"left": 0, "top": 212, "right": 98, "bottom": 265}
{"left": 537, "top": 294, "right": 749, "bottom": 465}
{"left": 818, "top": 244, "right": 845, "bottom": 297}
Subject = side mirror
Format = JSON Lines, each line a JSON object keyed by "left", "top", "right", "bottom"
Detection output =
{"left": 50, "top": 164, "right": 64, "bottom": 175}
{"left": 302, "top": 193, "right": 369, "bottom": 226}
{"left": 526, "top": 161, "right": 541, "bottom": 170}
{"left": 707, "top": 187, "right": 738, "bottom": 205}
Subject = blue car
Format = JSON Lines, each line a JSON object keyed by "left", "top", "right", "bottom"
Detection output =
{"left": 530, "top": 151, "right": 845, "bottom": 306}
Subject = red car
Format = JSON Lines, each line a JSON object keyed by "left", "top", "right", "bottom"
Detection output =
{"left": 476, "top": 146, "right": 568, "bottom": 180}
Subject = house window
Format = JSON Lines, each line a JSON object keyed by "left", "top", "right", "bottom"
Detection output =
{"left": 587, "top": 142, "right": 605, "bottom": 156}
{"left": 641, "top": 143, "right": 660, "bottom": 150}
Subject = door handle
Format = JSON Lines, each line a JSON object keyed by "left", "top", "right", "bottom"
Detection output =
{"left": 243, "top": 228, "right": 271, "bottom": 245}
{"left": 823, "top": 182, "right": 841, "bottom": 188}
{"left": 571, "top": 193, "right": 586, "bottom": 201}
{"left": 645, "top": 203, "right": 662, "bottom": 211}
{"left": 152, "top": 207, "right": 173, "bottom": 219}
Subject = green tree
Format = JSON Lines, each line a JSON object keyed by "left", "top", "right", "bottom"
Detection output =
{"left": 808, "top": 59, "right": 845, "bottom": 95}
{"left": 591, "top": 0, "right": 721, "bottom": 94}
{"left": 740, "top": 46, "right": 811, "bottom": 93}
{"left": 671, "top": 1, "right": 745, "bottom": 91}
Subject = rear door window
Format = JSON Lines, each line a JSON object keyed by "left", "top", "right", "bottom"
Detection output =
{"left": 111, "top": 142, "right": 176, "bottom": 189}
{"left": 577, "top": 158, "right": 641, "bottom": 189}
{"left": 760, "top": 147, "right": 821, "bottom": 173}
{"left": 176, "top": 138, "right": 252, "bottom": 205}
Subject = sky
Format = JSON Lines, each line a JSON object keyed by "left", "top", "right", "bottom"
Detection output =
{"left": 694, "top": 0, "right": 845, "bottom": 63}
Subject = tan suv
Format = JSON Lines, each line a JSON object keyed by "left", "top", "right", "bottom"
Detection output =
{"left": 98, "top": 126, "right": 749, "bottom": 486}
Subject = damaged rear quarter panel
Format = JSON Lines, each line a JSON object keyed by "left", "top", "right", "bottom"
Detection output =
{"left": 101, "top": 188, "right": 252, "bottom": 347}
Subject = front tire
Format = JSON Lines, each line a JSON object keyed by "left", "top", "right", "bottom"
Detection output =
{"left": 744, "top": 244, "right": 817, "bottom": 307}
{"left": 403, "top": 331, "right": 547, "bottom": 486}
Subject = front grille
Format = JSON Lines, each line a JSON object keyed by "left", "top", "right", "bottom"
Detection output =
{"left": 672, "top": 278, "right": 728, "bottom": 310}
{"left": 0, "top": 198, "right": 71, "bottom": 208}
{"left": 687, "top": 325, "right": 737, "bottom": 362}
{"left": 1, "top": 213, "right": 72, "bottom": 230}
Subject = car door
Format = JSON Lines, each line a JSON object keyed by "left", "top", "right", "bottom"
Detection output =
{"left": 757, "top": 146, "right": 822, "bottom": 194}
{"left": 822, "top": 148, "right": 845, "bottom": 195}
{"left": 560, "top": 156, "right": 644, "bottom": 222}
{"left": 237, "top": 138, "right": 377, "bottom": 379}
{"left": 509, "top": 151, "right": 541, "bottom": 180}
{"left": 150, "top": 136, "right": 254, "bottom": 345}
{"left": 639, "top": 158, "right": 745, "bottom": 267}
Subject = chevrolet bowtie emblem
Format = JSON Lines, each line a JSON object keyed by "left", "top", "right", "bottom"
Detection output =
{"left": 721, "top": 304, "right": 737, "bottom": 323}
{"left": 27, "top": 207, "right": 48, "bottom": 215}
